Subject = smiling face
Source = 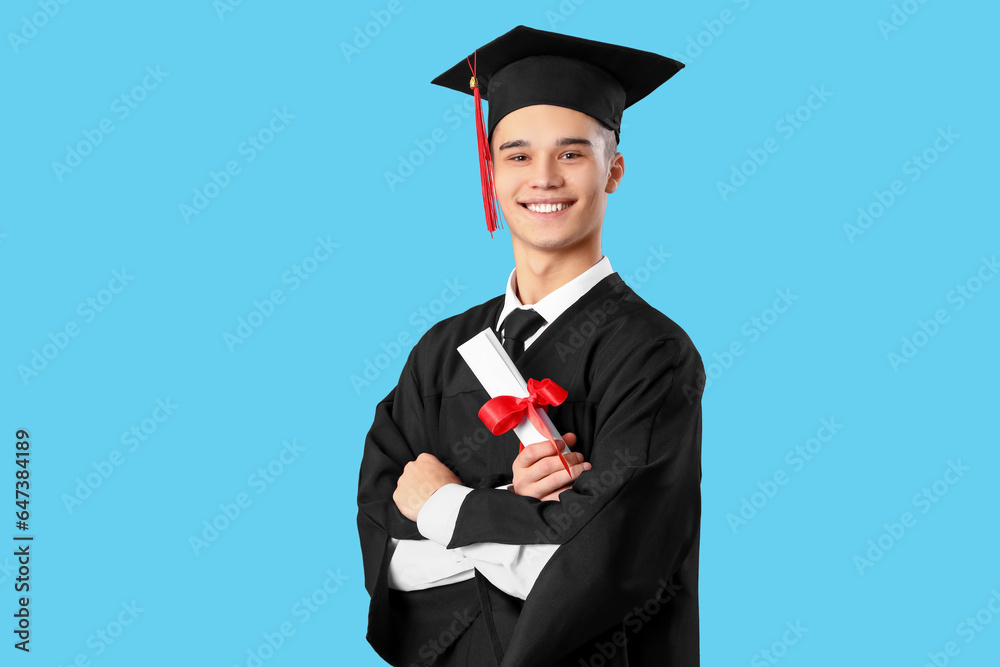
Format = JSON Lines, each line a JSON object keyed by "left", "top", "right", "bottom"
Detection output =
{"left": 490, "top": 104, "right": 624, "bottom": 258}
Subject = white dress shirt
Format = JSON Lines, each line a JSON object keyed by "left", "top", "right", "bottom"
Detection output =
{"left": 386, "top": 256, "right": 615, "bottom": 600}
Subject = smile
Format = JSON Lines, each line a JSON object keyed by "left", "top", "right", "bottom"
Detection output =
{"left": 521, "top": 202, "right": 572, "bottom": 213}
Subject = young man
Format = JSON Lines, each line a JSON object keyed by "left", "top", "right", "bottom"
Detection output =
{"left": 357, "top": 25, "right": 704, "bottom": 667}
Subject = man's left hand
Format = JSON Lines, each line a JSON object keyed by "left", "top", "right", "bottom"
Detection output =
{"left": 393, "top": 453, "right": 462, "bottom": 522}
{"left": 512, "top": 432, "right": 590, "bottom": 501}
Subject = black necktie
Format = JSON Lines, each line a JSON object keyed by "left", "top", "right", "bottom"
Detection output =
{"left": 501, "top": 308, "right": 546, "bottom": 362}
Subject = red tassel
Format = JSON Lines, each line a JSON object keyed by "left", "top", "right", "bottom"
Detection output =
{"left": 468, "top": 52, "right": 503, "bottom": 236}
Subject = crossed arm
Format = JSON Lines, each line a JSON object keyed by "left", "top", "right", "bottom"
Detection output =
{"left": 392, "top": 433, "right": 590, "bottom": 521}
{"left": 387, "top": 435, "right": 590, "bottom": 599}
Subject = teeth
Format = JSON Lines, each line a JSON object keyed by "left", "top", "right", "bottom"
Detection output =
{"left": 525, "top": 202, "right": 570, "bottom": 213}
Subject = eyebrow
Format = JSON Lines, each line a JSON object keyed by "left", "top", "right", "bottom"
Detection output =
{"left": 497, "top": 137, "right": 595, "bottom": 151}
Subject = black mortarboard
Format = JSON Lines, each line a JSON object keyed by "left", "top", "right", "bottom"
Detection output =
{"left": 431, "top": 25, "right": 684, "bottom": 235}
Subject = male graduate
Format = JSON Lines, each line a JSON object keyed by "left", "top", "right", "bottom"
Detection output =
{"left": 357, "top": 25, "right": 704, "bottom": 667}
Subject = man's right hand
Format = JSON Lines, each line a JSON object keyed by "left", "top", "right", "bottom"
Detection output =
{"left": 511, "top": 432, "right": 591, "bottom": 501}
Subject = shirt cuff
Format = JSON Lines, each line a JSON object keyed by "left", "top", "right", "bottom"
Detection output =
{"left": 417, "top": 483, "right": 473, "bottom": 547}
{"left": 385, "top": 537, "right": 475, "bottom": 591}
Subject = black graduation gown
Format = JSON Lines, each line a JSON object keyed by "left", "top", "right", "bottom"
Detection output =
{"left": 357, "top": 274, "right": 704, "bottom": 666}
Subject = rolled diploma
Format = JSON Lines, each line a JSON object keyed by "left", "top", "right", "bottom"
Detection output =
{"left": 457, "top": 328, "right": 570, "bottom": 456}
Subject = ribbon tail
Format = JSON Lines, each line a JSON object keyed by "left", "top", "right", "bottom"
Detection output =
{"left": 525, "top": 404, "right": 572, "bottom": 479}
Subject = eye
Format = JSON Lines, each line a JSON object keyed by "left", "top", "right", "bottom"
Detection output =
{"left": 560, "top": 151, "right": 581, "bottom": 159}
{"left": 509, "top": 154, "right": 528, "bottom": 162}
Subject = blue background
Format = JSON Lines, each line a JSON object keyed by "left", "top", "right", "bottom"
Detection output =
{"left": 3, "top": 0, "right": 997, "bottom": 665}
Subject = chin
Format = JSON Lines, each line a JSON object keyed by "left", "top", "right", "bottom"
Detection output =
{"left": 527, "top": 238, "right": 571, "bottom": 251}
{"left": 517, "top": 229, "right": 588, "bottom": 252}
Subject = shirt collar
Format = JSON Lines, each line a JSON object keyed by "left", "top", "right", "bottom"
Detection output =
{"left": 497, "top": 256, "right": 615, "bottom": 330}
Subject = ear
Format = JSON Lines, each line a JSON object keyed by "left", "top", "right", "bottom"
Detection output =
{"left": 605, "top": 153, "right": 625, "bottom": 194}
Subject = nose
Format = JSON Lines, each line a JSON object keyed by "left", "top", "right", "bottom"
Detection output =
{"left": 527, "top": 156, "right": 564, "bottom": 189}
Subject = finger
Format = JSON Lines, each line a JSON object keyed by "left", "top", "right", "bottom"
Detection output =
{"left": 514, "top": 460, "right": 571, "bottom": 497}
{"left": 534, "top": 473, "right": 578, "bottom": 501}
{"left": 524, "top": 454, "right": 572, "bottom": 481}
{"left": 556, "top": 459, "right": 590, "bottom": 482}
{"left": 523, "top": 457, "right": 583, "bottom": 482}
{"left": 563, "top": 432, "right": 577, "bottom": 448}
{"left": 518, "top": 468, "right": 585, "bottom": 499}
{"left": 531, "top": 460, "right": 588, "bottom": 496}
{"left": 514, "top": 440, "right": 569, "bottom": 469}
{"left": 529, "top": 450, "right": 587, "bottom": 478}
{"left": 550, "top": 451, "right": 585, "bottom": 466}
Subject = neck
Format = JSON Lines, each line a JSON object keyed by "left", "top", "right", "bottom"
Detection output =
{"left": 512, "top": 241, "right": 602, "bottom": 305}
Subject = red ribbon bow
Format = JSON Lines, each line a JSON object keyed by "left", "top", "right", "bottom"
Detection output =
{"left": 478, "top": 378, "right": 572, "bottom": 477}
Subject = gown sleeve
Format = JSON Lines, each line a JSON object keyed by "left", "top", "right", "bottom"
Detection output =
{"left": 356, "top": 348, "right": 431, "bottom": 659}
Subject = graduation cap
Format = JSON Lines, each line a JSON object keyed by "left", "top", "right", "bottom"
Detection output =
{"left": 432, "top": 25, "right": 684, "bottom": 236}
